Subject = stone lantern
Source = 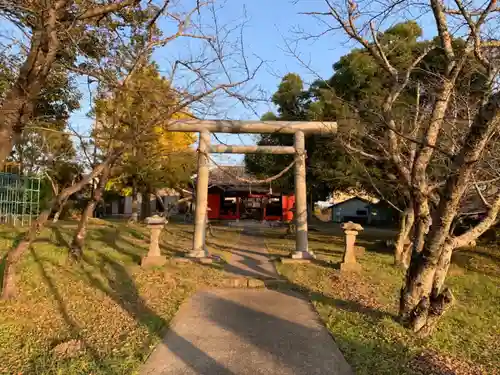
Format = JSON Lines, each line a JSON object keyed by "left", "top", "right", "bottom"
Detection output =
{"left": 141, "top": 215, "right": 167, "bottom": 267}
{"left": 340, "top": 221, "right": 364, "bottom": 272}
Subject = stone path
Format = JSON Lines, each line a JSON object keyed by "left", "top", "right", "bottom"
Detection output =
{"left": 140, "top": 224, "right": 352, "bottom": 375}
{"left": 140, "top": 289, "right": 353, "bottom": 375}
{"left": 222, "top": 226, "right": 279, "bottom": 279}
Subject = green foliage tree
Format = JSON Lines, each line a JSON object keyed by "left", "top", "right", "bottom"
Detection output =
{"left": 0, "top": 54, "right": 80, "bottom": 175}
{"left": 245, "top": 73, "right": 382, "bottom": 203}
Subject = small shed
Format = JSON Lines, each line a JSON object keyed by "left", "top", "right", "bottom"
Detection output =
{"left": 330, "top": 197, "right": 396, "bottom": 225}
{"left": 331, "top": 197, "right": 372, "bottom": 224}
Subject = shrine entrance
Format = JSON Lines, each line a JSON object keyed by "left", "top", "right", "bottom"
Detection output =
{"left": 167, "top": 120, "right": 337, "bottom": 259}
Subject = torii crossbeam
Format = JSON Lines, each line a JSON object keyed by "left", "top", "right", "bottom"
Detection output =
{"left": 168, "top": 120, "right": 337, "bottom": 259}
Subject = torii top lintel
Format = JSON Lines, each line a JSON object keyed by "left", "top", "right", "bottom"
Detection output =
{"left": 167, "top": 120, "right": 337, "bottom": 134}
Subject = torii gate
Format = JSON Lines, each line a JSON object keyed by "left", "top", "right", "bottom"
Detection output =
{"left": 168, "top": 120, "right": 337, "bottom": 259}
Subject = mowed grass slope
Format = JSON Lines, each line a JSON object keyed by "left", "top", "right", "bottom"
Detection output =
{"left": 265, "top": 225, "right": 500, "bottom": 375}
{"left": 0, "top": 220, "right": 240, "bottom": 375}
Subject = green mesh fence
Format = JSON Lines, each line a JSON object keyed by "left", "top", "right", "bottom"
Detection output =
{"left": 0, "top": 172, "right": 41, "bottom": 226}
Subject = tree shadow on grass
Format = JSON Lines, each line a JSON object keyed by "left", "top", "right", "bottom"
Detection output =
{"left": 78, "top": 252, "right": 236, "bottom": 374}
{"left": 89, "top": 226, "right": 182, "bottom": 264}
{"left": 93, "top": 227, "right": 145, "bottom": 264}
{"left": 25, "top": 246, "right": 111, "bottom": 374}
{"left": 451, "top": 248, "right": 500, "bottom": 277}
{"left": 362, "top": 239, "right": 395, "bottom": 255}
{"left": 0, "top": 226, "right": 23, "bottom": 241}
{"left": 51, "top": 226, "right": 71, "bottom": 248}
{"left": 475, "top": 247, "right": 500, "bottom": 263}
{"left": 268, "top": 280, "right": 397, "bottom": 323}
{"left": 30, "top": 224, "right": 448, "bottom": 375}
{"left": 310, "top": 290, "right": 396, "bottom": 321}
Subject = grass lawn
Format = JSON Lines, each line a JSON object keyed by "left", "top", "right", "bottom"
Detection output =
{"left": 2, "top": 218, "right": 498, "bottom": 375}
{"left": 265, "top": 225, "right": 500, "bottom": 375}
{"left": 0, "top": 219, "right": 241, "bottom": 375}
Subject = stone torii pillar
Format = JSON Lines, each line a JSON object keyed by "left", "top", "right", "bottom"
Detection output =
{"left": 188, "top": 130, "right": 210, "bottom": 258}
{"left": 166, "top": 120, "right": 337, "bottom": 260}
{"left": 292, "top": 130, "right": 313, "bottom": 259}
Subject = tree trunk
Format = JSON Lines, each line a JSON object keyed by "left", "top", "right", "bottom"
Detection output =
{"left": 0, "top": 93, "right": 26, "bottom": 170}
{"left": 400, "top": 240, "right": 455, "bottom": 337}
{"left": 70, "top": 166, "right": 111, "bottom": 260}
{"left": 399, "top": 198, "right": 459, "bottom": 336}
{"left": 52, "top": 197, "right": 69, "bottom": 223}
{"left": 129, "top": 180, "right": 139, "bottom": 223}
{"left": 411, "top": 196, "right": 432, "bottom": 254}
{"left": 140, "top": 189, "right": 152, "bottom": 221}
{"left": 432, "top": 242, "right": 454, "bottom": 296}
{"left": 399, "top": 91, "right": 500, "bottom": 335}
{"left": 0, "top": 26, "right": 59, "bottom": 170}
{"left": 155, "top": 192, "right": 166, "bottom": 213}
{"left": 394, "top": 207, "right": 414, "bottom": 267}
{"left": 52, "top": 210, "right": 62, "bottom": 223}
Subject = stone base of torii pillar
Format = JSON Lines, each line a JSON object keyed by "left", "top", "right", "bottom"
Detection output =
{"left": 187, "top": 208, "right": 212, "bottom": 260}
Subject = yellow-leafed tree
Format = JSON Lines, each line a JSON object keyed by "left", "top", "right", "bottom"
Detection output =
{"left": 98, "top": 63, "right": 196, "bottom": 221}
{"left": 71, "top": 63, "right": 196, "bottom": 257}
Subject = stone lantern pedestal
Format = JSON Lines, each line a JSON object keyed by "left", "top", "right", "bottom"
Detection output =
{"left": 141, "top": 215, "right": 167, "bottom": 267}
{"left": 340, "top": 221, "right": 363, "bottom": 272}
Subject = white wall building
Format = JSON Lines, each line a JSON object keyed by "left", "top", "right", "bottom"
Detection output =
{"left": 330, "top": 197, "right": 395, "bottom": 225}
{"left": 105, "top": 191, "right": 181, "bottom": 217}
{"left": 331, "top": 197, "right": 371, "bottom": 224}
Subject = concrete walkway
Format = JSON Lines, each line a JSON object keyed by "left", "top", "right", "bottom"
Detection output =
{"left": 222, "top": 226, "right": 279, "bottom": 279}
{"left": 140, "top": 289, "right": 353, "bottom": 375}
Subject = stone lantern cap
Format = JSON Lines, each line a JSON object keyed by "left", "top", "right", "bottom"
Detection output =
{"left": 341, "top": 221, "right": 364, "bottom": 232}
{"left": 146, "top": 215, "right": 166, "bottom": 225}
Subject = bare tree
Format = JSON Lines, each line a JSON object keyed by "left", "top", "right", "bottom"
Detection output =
{"left": 70, "top": 161, "right": 112, "bottom": 259}
{"left": 300, "top": 0, "right": 500, "bottom": 335}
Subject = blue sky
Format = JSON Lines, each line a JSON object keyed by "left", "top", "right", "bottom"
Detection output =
{"left": 155, "top": 0, "right": 357, "bottom": 163}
